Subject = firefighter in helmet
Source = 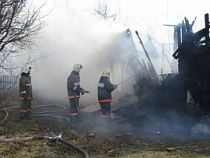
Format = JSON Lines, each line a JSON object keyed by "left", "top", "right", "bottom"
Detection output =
{"left": 19, "top": 65, "right": 33, "bottom": 120}
{"left": 67, "top": 64, "right": 88, "bottom": 122}
{"left": 98, "top": 69, "right": 118, "bottom": 119}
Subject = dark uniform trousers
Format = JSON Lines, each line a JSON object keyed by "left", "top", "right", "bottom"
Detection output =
{"left": 69, "top": 98, "right": 79, "bottom": 121}
{"left": 100, "top": 102, "right": 111, "bottom": 118}
{"left": 20, "top": 99, "right": 31, "bottom": 119}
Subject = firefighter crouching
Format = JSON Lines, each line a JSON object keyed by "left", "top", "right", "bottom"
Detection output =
{"left": 67, "top": 64, "right": 89, "bottom": 122}
{"left": 19, "top": 65, "right": 33, "bottom": 120}
{"left": 98, "top": 69, "right": 118, "bottom": 119}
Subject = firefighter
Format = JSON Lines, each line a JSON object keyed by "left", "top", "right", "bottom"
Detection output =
{"left": 98, "top": 69, "right": 118, "bottom": 119}
{"left": 19, "top": 65, "right": 33, "bottom": 120}
{"left": 67, "top": 64, "right": 87, "bottom": 122}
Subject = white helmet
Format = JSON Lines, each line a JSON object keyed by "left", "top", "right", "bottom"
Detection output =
{"left": 73, "top": 64, "right": 83, "bottom": 72}
{"left": 22, "top": 65, "right": 32, "bottom": 73}
{"left": 102, "top": 69, "right": 111, "bottom": 77}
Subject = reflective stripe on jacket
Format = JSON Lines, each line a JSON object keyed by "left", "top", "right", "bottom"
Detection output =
{"left": 69, "top": 113, "right": 78, "bottom": 116}
{"left": 98, "top": 76, "right": 115, "bottom": 103}
{"left": 19, "top": 73, "right": 33, "bottom": 99}
{"left": 98, "top": 99, "right": 112, "bottom": 103}
{"left": 20, "top": 97, "right": 32, "bottom": 100}
{"left": 67, "top": 71, "right": 81, "bottom": 99}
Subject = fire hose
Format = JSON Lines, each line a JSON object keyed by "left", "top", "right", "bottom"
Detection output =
{"left": 117, "top": 74, "right": 138, "bottom": 86}
{"left": 0, "top": 105, "right": 90, "bottom": 157}
{"left": 0, "top": 133, "right": 89, "bottom": 158}
{"left": 0, "top": 109, "right": 8, "bottom": 125}
{"left": 0, "top": 104, "right": 68, "bottom": 125}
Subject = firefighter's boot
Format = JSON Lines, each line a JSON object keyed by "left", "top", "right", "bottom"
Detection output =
{"left": 26, "top": 111, "right": 32, "bottom": 120}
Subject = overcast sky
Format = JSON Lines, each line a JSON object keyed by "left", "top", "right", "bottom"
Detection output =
{"left": 32, "top": 0, "right": 210, "bottom": 42}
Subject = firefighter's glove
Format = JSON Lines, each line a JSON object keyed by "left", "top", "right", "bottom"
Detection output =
{"left": 114, "top": 84, "right": 118, "bottom": 89}
{"left": 80, "top": 89, "right": 86, "bottom": 95}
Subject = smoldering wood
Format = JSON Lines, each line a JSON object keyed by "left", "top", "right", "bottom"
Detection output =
{"left": 135, "top": 31, "right": 160, "bottom": 85}
{"left": 171, "top": 13, "right": 210, "bottom": 112}
{"left": 205, "top": 13, "right": 209, "bottom": 45}
{"left": 141, "top": 59, "right": 154, "bottom": 81}
{"left": 136, "top": 59, "right": 146, "bottom": 71}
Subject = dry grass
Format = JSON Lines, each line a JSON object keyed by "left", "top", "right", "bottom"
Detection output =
{"left": 0, "top": 96, "right": 210, "bottom": 158}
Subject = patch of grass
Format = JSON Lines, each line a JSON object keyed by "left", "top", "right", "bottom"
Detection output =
{"left": 1, "top": 97, "right": 210, "bottom": 158}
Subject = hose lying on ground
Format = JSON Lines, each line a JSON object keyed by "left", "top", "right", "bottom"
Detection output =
{"left": 0, "top": 104, "right": 67, "bottom": 125}
{"left": 30, "top": 114, "right": 70, "bottom": 121}
{"left": 0, "top": 133, "right": 89, "bottom": 158}
{"left": 0, "top": 105, "right": 89, "bottom": 157}
{"left": 31, "top": 104, "right": 67, "bottom": 114}
{"left": 3, "top": 104, "right": 66, "bottom": 113}
{"left": 0, "top": 109, "right": 9, "bottom": 125}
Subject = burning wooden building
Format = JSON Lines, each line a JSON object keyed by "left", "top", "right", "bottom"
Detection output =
{"left": 171, "top": 13, "right": 210, "bottom": 112}
{"left": 124, "top": 13, "right": 210, "bottom": 117}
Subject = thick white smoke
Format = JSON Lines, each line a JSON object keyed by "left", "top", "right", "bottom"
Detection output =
{"left": 29, "top": 0, "right": 210, "bottom": 108}
{"left": 30, "top": 2, "right": 137, "bottom": 106}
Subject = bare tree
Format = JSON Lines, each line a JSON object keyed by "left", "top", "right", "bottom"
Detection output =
{"left": 0, "top": 0, "right": 45, "bottom": 74}
{"left": 94, "top": 0, "right": 117, "bottom": 20}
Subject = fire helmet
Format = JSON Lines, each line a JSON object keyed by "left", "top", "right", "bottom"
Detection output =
{"left": 102, "top": 69, "right": 111, "bottom": 77}
{"left": 73, "top": 64, "right": 83, "bottom": 72}
{"left": 22, "top": 65, "right": 32, "bottom": 73}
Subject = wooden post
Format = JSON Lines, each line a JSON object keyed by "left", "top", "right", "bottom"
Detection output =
{"left": 135, "top": 31, "right": 160, "bottom": 85}
{"left": 205, "top": 13, "right": 209, "bottom": 46}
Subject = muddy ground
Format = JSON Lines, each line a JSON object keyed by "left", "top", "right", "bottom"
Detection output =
{"left": 0, "top": 95, "right": 210, "bottom": 158}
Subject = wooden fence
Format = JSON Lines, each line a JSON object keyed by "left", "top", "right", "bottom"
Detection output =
{"left": 0, "top": 75, "right": 19, "bottom": 94}
{"left": 0, "top": 75, "right": 47, "bottom": 96}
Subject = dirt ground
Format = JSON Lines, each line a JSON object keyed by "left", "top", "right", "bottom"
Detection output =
{"left": 1, "top": 96, "right": 210, "bottom": 158}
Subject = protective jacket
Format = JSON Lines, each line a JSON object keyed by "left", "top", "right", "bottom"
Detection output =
{"left": 67, "top": 71, "right": 83, "bottom": 98}
{"left": 98, "top": 76, "right": 115, "bottom": 103}
{"left": 19, "top": 73, "right": 33, "bottom": 100}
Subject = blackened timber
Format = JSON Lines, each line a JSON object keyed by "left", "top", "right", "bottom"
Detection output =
{"left": 141, "top": 59, "right": 151, "bottom": 78}
{"left": 135, "top": 30, "right": 160, "bottom": 85}
{"left": 205, "top": 13, "right": 209, "bottom": 46}
{"left": 172, "top": 13, "right": 210, "bottom": 111}
{"left": 136, "top": 59, "right": 146, "bottom": 71}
